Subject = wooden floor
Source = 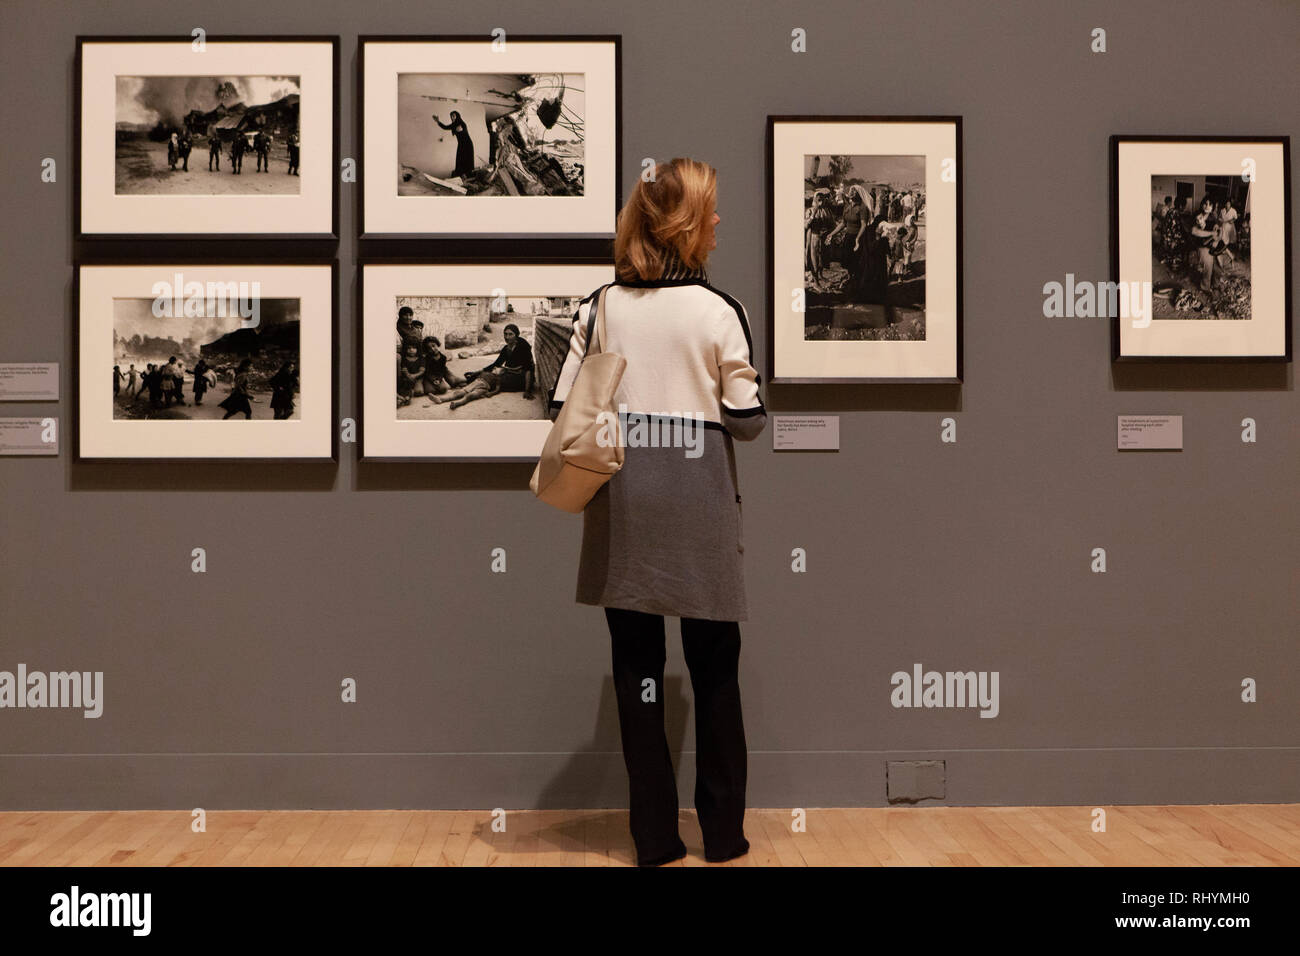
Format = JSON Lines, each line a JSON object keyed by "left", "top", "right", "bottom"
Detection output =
{"left": 1, "top": 805, "right": 1297, "bottom": 866}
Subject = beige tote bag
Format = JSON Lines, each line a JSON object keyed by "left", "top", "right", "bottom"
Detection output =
{"left": 530, "top": 286, "right": 626, "bottom": 512}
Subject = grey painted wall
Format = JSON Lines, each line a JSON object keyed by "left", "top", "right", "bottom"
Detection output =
{"left": 0, "top": 0, "right": 1295, "bottom": 811}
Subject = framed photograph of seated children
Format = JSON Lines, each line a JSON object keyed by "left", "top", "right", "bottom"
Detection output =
{"left": 76, "top": 36, "right": 339, "bottom": 239}
{"left": 360, "top": 262, "right": 613, "bottom": 461}
{"left": 75, "top": 261, "right": 337, "bottom": 461}
{"left": 359, "top": 36, "right": 620, "bottom": 240}
{"left": 767, "top": 115, "right": 963, "bottom": 383}
{"left": 1111, "top": 135, "right": 1292, "bottom": 361}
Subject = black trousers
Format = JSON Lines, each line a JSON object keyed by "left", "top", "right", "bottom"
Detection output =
{"left": 604, "top": 606, "right": 750, "bottom": 865}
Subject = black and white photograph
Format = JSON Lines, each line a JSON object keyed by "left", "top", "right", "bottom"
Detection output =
{"left": 77, "top": 37, "right": 337, "bottom": 238}
{"left": 1112, "top": 136, "right": 1290, "bottom": 361}
{"left": 77, "top": 263, "right": 336, "bottom": 461}
{"left": 803, "top": 154, "right": 926, "bottom": 340}
{"left": 115, "top": 76, "right": 303, "bottom": 195}
{"left": 111, "top": 297, "right": 301, "bottom": 422}
{"left": 394, "top": 294, "right": 579, "bottom": 421}
{"left": 362, "top": 263, "right": 613, "bottom": 459}
{"left": 768, "top": 117, "right": 961, "bottom": 382}
{"left": 1149, "top": 174, "right": 1251, "bottom": 320}
{"left": 360, "top": 38, "right": 618, "bottom": 238}
{"left": 396, "top": 74, "right": 584, "bottom": 197}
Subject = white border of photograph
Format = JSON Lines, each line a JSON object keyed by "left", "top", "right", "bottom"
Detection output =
{"left": 79, "top": 39, "right": 335, "bottom": 236}
{"left": 361, "top": 39, "right": 617, "bottom": 237}
{"left": 1116, "top": 139, "right": 1287, "bottom": 359}
{"left": 362, "top": 263, "right": 613, "bottom": 459}
{"left": 771, "top": 119, "right": 960, "bottom": 381}
{"left": 77, "top": 263, "right": 335, "bottom": 459}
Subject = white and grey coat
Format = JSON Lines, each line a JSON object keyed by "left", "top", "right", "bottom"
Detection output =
{"left": 549, "top": 261, "right": 766, "bottom": 621}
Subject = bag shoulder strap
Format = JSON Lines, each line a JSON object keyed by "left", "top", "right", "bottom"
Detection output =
{"left": 581, "top": 284, "right": 613, "bottom": 360}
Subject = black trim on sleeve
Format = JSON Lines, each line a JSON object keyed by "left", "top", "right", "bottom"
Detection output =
{"left": 701, "top": 282, "right": 760, "bottom": 384}
{"left": 722, "top": 404, "right": 766, "bottom": 418}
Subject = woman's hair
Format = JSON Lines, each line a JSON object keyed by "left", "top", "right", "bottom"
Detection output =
{"left": 614, "top": 157, "right": 717, "bottom": 280}
{"left": 503, "top": 323, "right": 520, "bottom": 337}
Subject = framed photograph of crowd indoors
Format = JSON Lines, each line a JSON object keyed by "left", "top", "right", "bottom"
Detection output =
{"left": 1111, "top": 135, "right": 1292, "bottom": 361}
{"left": 360, "top": 263, "right": 614, "bottom": 460}
{"left": 767, "top": 116, "right": 962, "bottom": 383}
{"left": 76, "top": 36, "right": 339, "bottom": 238}
{"left": 359, "top": 36, "right": 620, "bottom": 240}
{"left": 75, "top": 262, "right": 337, "bottom": 461}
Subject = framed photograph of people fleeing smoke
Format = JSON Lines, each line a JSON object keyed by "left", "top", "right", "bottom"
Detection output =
{"left": 360, "top": 262, "right": 614, "bottom": 461}
{"left": 1111, "top": 135, "right": 1292, "bottom": 362}
{"left": 76, "top": 36, "right": 339, "bottom": 239}
{"left": 75, "top": 262, "right": 337, "bottom": 461}
{"left": 767, "top": 116, "right": 962, "bottom": 383}
{"left": 359, "top": 36, "right": 620, "bottom": 241}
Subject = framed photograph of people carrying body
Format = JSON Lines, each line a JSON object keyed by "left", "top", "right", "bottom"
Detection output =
{"left": 76, "top": 36, "right": 339, "bottom": 239}
{"left": 75, "top": 261, "right": 337, "bottom": 461}
{"left": 767, "top": 116, "right": 962, "bottom": 383}
{"left": 1111, "top": 135, "right": 1292, "bottom": 361}
{"left": 360, "top": 262, "right": 614, "bottom": 461}
{"left": 359, "top": 36, "right": 621, "bottom": 241}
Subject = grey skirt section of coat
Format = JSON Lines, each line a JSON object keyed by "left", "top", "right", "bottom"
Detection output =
{"left": 577, "top": 423, "right": 748, "bottom": 622}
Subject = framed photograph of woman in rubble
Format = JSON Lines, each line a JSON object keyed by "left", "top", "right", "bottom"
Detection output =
{"left": 767, "top": 116, "right": 963, "bottom": 383}
{"left": 75, "top": 262, "right": 337, "bottom": 461}
{"left": 360, "top": 262, "right": 613, "bottom": 460}
{"left": 76, "top": 36, "right": 339, "bottom": 239}
{"left": 359, "top": 36, "right": 620, "bottom": 241}
{"left": 1111, "top": 135, "right": 1291, "bottom": 361}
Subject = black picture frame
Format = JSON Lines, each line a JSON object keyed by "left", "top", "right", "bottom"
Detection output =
{"left": 1109, "top": 134, "right": 1292, "bottom": 363}
{"left": 356, "top": 34, "right": 621, "bottom": 258}
{"left": 765, "top": 115, "right": 964, "bottom": 385}
{"left": 74, "top": 35, "right": 341, "bottom": 244}
{"left": 355, "top": 256, "right": 615, "bottom": 463}
{"left": 72, "top": 258, "right": 339, "bottom": 464}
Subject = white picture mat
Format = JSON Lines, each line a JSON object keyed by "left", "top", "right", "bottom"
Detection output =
{"left": 772, "top": 120, "right": 959, "bottom": 379}
{"left": 362, "top": 263, "right": 614, "bottom": 458}
{"left": 80, "top": 41, "right": 334, "bottom": 235}
{"left": 1117, "top": 140, "right": 1286, "bottom": 357}
{"left": 362, "top": 40, "right": 617, "bottom": 236}
{"left": 78, "top": 264, "right": 334, "bottom": 458}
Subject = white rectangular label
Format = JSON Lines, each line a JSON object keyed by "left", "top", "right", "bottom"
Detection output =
{"left": 1118, "top": 415, "right": 1183, "bottom": 450}
{"left": 0, "top": 363, "right": 59, "bottom": 400}
{"left": 0, "top": 417, "right": 58, "bottom": 455}
{"left": 773, "top": 415, "right": 839, "bottom": 451}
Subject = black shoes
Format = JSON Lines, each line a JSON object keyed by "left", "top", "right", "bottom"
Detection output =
{"left": 637, "top": 836, "right": 751, "bottom": 866}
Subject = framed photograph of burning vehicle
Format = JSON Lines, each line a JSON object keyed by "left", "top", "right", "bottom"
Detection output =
{"left": 1111, "top": 135, "right": 1292, "bottom": 361}
{"left": 75, "top": 262, "right": 337, "bottom": 461}
{"left": 359, "top": 36, "right": 620, "bottom": 240}
{"left": 767, "top": 116, "right": 963, "bottom": 383}
{"left": 360, "top": 262, "right": 614, "bottom": 461}
{"left": 76, "top": 36, "right": 339, "bottom": 239}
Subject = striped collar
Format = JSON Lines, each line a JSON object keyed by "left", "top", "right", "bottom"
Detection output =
{"left": 617, "top": 250, "right": 709, "bottom": 287}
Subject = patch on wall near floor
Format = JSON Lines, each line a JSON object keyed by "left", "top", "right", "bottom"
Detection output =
{"left": 887, "top": 760, "right": 947, "bottom": 803}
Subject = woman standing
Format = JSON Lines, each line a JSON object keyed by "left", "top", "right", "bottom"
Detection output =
{"left": 549, "top": 157, "right": 766, "bottom": 867}
{"left": 190, "top": 359, "right": 210, "bottom": 406}
{"left": 433, "top": 111, "right": 476, "bottom": 179}
{"left": 269, "top": 361, "right": 297, "bottom": 420}
{"left": 805, "top": 189, "right": 834, "bottom": 281}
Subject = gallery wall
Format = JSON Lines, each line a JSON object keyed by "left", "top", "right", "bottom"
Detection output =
{"left": 1, "top": 0, "right": 1296, "bottom": 810}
